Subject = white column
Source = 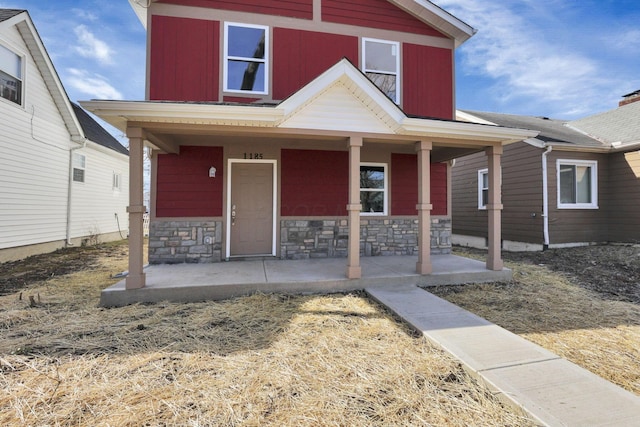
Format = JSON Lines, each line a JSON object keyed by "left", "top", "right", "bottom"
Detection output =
{"left": 416, "top": 140, "right": 433, "bottom": 274}
{"left": 126, "top": 127, "right": 146, "bottom": 289}
{"left": 346, "top": 136, "right": 363, "bottom": 279}
{"left": 486, "top": 145, "right": 504, "bottom": 271}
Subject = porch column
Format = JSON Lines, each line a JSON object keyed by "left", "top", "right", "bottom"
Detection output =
{"left": 486, "top": 144, "right": 504, "bottom": 271}
{"left": 416, "top": 140, "right": 433, "bottom": 274}
{"left": 346, "top": 136, "right": 363, "bottom": 279}
{"left": 126, "top": 127, "right": 146, "bottom": 289}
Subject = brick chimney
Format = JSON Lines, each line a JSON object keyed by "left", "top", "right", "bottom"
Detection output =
{"left": 619, "top": 90, "right": 640, "bottom": 107}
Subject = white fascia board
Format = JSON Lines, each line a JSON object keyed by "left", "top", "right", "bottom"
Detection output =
{"left": 455, "top": 110, "right": 497, "bottom": 125}
{"left": 389, "top": 0, "right": 476, "bottom": 47}
{"left": 401, "top": 117, "right": 539, "bottom": 143}
{"left": 79, "top": 100, "right": 283, "bottom": 132}
{"left": 14, "top": 15, "right": 84, "bottom": 140}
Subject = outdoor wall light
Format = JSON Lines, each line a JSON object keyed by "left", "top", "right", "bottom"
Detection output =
{"left": 209, "top": 166, "right": 217, "bottom": 178}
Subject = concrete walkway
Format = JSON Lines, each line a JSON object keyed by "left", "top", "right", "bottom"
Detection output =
{"left": 366, "top": 284, "right": 640, "bottom": 427}
{"left": 101, "top": 254, "right": 511, "bottom": 306}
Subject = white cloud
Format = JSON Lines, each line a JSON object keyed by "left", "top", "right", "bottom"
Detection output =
{"left": 71, "top": 8, "right": 98, "bottom": 22}
{"left": 66, "top": 68, "right": 122, "bottom": 100}
{"left": 438, "top": 0, "right": 621, "bottom": 117}
{"left": 74, "top": 25, "right": 113, "bottom": 65}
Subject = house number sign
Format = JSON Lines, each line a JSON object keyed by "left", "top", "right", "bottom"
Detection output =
{"left": 243, "top": 153, "right": 264, "bottom": 159}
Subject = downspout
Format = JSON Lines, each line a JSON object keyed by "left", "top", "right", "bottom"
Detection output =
{"left": 541, "top": 146, "right": 552, "bottom": 250}
{"left": 66, "top": 136, "right": 87, "bottom": 245}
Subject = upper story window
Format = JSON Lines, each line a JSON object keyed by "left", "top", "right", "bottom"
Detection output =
{"left": 557, "top": 159, "right": 598, "bottom": 209}
{"left": 478, "top": 169, "right": 488, "bottom": 210}
{"left": 0, "top": 43, "right": 23, "bottom": 106}
{"left": 73, "top": 153, "right": 86, "bottom": 183}
{"left": 362, "top": 38, "right": 400, "bottom": 104}
{"left": 224, "top": 22, "right": 269, "bottom": 95}
{"left": 360, "top": 163, "right": 387, "bottom": 215}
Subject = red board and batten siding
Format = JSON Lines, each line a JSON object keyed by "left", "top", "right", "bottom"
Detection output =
{"left": 156, "top": 146, "right": 224, "bottom": 217}
{"left": 281, "top": 150, "right": 448, "bottom": 217}
{"left": 157, "top": 0, "right": 313, "bottom": 19}
{"left": 391, "top": 153, "right": 447, "bottom": 216}
{"left": 403, "top": 44, "right": 453, "bottom": 119}
{"left": 281, "top": 149, "right": 349, "bottom": 216}
{"left": 273, "top": 29, "right": 359, "bottom": 101}
{"left": 322, "top": 0, "right": 446, "bottom": 37}
{"left": 149, "top": 16, "right": 219, "bottom": 101}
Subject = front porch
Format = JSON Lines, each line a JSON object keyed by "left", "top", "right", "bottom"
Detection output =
{"left": 100, "top": 254, "right": 511, "bottom": 307}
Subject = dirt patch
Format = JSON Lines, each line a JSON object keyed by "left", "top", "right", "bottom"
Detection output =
{"left": 0, "top": 242, "right": 127, "bottom": 296}
{"left": 456, "top": 244, "right": 640, "bottom": 303}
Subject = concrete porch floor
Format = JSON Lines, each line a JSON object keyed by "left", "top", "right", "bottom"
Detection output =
{"left": 101, "top": 254, "right": 511, "bottom": 307}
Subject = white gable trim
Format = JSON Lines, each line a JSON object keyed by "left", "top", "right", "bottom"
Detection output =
{"left": 3, "top": 11, "right": 84, "bottom": 140}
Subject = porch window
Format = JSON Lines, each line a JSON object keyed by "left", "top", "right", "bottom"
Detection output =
{"left": 478, "top": 169, "right": 488, "bottom": 209}
{"left": 73, "top": 153, "right": 86, "bottom": 183}
{"left": 224, "top": 22, "right": 268, "bottom": 95}
{"left": 362, "top": 38, "right": 400, "bottom": 104}
{"left": 557, "top": 160, "right": 598, "bottom": 209}
{"left": 360, "top": 163, "right": 387, "bottom": 215}
{"left": 0, "top": 44, "right": 23, "bottom": 105}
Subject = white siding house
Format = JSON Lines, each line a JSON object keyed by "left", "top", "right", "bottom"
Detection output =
{"left": 0, "top": 9, "right": 129, "bottom": 263}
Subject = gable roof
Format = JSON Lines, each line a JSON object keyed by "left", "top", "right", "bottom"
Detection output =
{"left": 568, "top": 101, "right": 640, "bottom": 149}
{"left": 458, "top": 110, "right": 605, "bottom": 150}
{"left": 128, "top": 0, "right": 475, "bottom": 47}
{"left": 0, "top": 9, "right": 84, "bottom": 141}
{"left": 72, "top": 103, "right": 129, "bottom": 155}
{"left": 0, "top": 8, "right": 24, "bottom": 22}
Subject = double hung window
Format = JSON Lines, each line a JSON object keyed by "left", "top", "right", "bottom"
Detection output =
{"left": 224, "top": 22, "right": 268, "bottom": 95}
{"left": 0, "top": 44, "right": 23, "bottom": 105}
{"left": 557, "top": 160, "right": 598, "bottom": 208}
{"left": 362, "top": 38, "right": 400, "bottom": 103}
{"left": 478, "top": 169, "right": 488, "bottom": 209}
{"left": 73, "top": 153, "right": 86, "bottom": 183}
{"left": 360, "top": 163, "right": 387, "bottom": 215}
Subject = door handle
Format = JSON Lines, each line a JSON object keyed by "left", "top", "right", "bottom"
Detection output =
{"left": 231, "top": 205, "right": 236, "bottom": 226}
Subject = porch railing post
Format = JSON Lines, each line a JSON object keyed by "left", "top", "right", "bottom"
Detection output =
{"left": 125, "top": 126, "right": 146, "bottom": 289}
{"left": 486, "top": 144, "right": 504, "bottom": 271}
{"left": 416, "top": 140, "right": 433, "bottom": 274}
{"left": 346, "top": 136, "right": 363, "bottom": 279}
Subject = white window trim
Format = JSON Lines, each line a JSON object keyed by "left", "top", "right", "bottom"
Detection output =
{"left": 0, "top": 41, "right": 25, "bottom": 107}
{"left": 360, "top": 162, "right": 388, "bottom": 216}
{"left": 556, "top": 159, "right": 598, "bottom": 209}
{"left": 362, "top": 37, "right": 400, "bottom": 104}
{"left": 223, "top": 22, "right": 269, "bottom": 95}
{"left": 478, "top": 168, "right": 488, "bottom": 210}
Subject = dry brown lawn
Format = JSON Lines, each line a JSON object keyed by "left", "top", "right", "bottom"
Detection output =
{"left": 0, "top": 241, "right": 534, "bottom": 426}
{"left": 433, "top": 245, "right": 640, "bottom": 396}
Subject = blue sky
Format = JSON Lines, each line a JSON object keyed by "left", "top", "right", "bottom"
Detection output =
{"left": 4, "top": 0, "right": 639, "bottom": 138}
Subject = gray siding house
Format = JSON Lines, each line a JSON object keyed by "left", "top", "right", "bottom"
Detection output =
{"left": 452, "top": 93, "right": 640, "bottom": 250}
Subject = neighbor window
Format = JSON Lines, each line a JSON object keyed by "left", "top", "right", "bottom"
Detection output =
{"left": 557, "top": 160, "right": 597, "bottom": 209}
{"left": 0, "top": 44, "right": 23, "bottom": 105}
{"left": 224, "top": 22, "right": 268, "bottom": 94}
{"left": 362, "top": 38, "right": 400, "bottom": 103}
{"left": 360, "top": 163, "right": 387, "bottom": 215}
{"left": 112, "top": 172, "right": 122, "bottom": 190}
{"left": 478, "top": 169, "right": 488, "bottom": 209}
{"left": 73, "top": 153, "right": 86, "bottom": 183}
